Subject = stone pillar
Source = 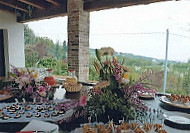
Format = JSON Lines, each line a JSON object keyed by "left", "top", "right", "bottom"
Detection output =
{"left": 67, "top": 0, "right": 90, "bottom": 82}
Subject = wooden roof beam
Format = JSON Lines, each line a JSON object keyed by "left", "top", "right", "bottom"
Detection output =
{"left": 0, "top": 4, "right": 15, "bottom": 15}
{"left": 18, "top": 4, "right": 67, "bottom": 22}
{"left": 0, "top": 0, "right": 29, "bottom": 13}
{"left": 84, "top": 0, "right": 172, "bottom": 11}
{"left": 17, "top": 0, "right": 45, "bottom": 10}
{"left": 45, "top": 0, "right": 60, "bottom": 7}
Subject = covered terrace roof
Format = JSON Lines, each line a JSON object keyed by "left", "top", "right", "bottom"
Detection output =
{"left": 0, "top": 0, "right": 174, "bottom": 23}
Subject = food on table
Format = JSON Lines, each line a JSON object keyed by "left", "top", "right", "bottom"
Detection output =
{"left": 0, "top": 109, "right": 2, "bottom": 115}
{"left": 6, "top": 106, "right": 10, "bottom": 110}
{"left": 51, "top": 111, "right": 58, "bottom": 116}
{"left": 34, "top": 109, "right": 39, "bottom": 113}
{"left": 131, "top": 123, "right": 138, "bottom": 130}
{"left": 183, "top": 98, "right": 189, "bottom": 104}
{"left": 26, "top": 113, "right": 33, "bottom": 118}
{"left": 116, "top": 122, "right": 130, "bottom": 132}
{"left": 106, "top": 123, "right": 114, "bottom": 133}
{"left": 58, "top": 110, "right": 65, "bottom": 114}
{"left": 166, "top": 94, "right": 190, "bottom": 104}
{"left": 8, "top": 108, "right": 16, "bottom": 112}
{"left": 154, "top": 124, "right": 163, "bottom": 132}
{"left": 35, "top": 113, "right": 41, "bottom": 117}
{"left": 15, "top": 106, "right": 20, "bottom": 110}
{"left": 80, "top": 122, "right": 168, "bottom": 133}
{"left": 83, "top": 125, "right": 95, "bottom": 133}
{"left": 10, "top": 111, "right": 17, "bottom": 114}
{"left": 19, "top": 110, "right": 25, "bottom": 114}
{"left": 186, "top": 96, "right": 190, "bottom": 100}
{"left": 48, "top": 106, "right": 54, "bottom": 111}
{"left": 143, "top": 123, "right": 152, "bottom": 132}
{"left": 18, "top": 102, "right": 23, "bottom": 105}
{"left": 134, "top": 127, "right": 145, "bottom": 133}
{"left": 38, "top": 102, "right": 43, "bottom": 105}
{"left": 11, "top": 104, "right": 17, "bottom": 108}
{"left": 45, "top": 105, "right": 50, "bottom": 109}
{"left": 0, "top": 110, "right": 4, "bottom": 118}
{"left": 158, "top": 129, "right": 168, "bottom": 133}
{"left": 37, "top": 106, "right": 43, "bottom": 111}
{"left": 25, "top": 106, "right": 32, "bottom": 111}
{"left": 3, "top": 115, "right": 11, "bottom": 120}
{"left": 41, "top": 109, "right": 47, "bottom": 113}
{"left": 44, "top": 113, "right": 50, "bottom": 118}
{"left": 14, "top": 114, "right": 21, "bottom": 119}
{"left": 178, "top": 97, "right": 183, "bottom": 103}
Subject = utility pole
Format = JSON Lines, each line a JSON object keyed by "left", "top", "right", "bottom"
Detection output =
{"left": 163, "top": 29, "right": 169, "bottom": 94}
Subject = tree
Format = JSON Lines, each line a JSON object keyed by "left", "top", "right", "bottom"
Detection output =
{"left": 55, "top": 41, "right": 60, "bottom": 60}
{"left": 182, "top": 69, "right": 190, "bottom": 94}
{"left": 62, "top": 41, "right": 67, "bottom": 60}
{"left": 24, "top": 25, "right": 36, "bottom": 45}
{"left": 33, "top": 43, "right": 47, "bottom": 58}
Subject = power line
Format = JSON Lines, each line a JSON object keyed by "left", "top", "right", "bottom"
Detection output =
{"left": 35, "top": 31, "right": 190, "bottom": 40}
{"left": 91, "top": 32, "right": 165, "bottom": 35}
{"left": 91, "top": 32, "right": 190, "bottom": 40}
{"left": 170, "top": 33, "right": 190, "bottom": 40}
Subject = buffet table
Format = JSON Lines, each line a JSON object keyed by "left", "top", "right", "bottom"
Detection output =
{"left": 142, "top": 96, "right": 190, "bottom": 133}
{"left": 0, "top": 87, "right": 190, "bottom": 132}
{"left": 0, "top": 85, "right": 90, "bottom": 132}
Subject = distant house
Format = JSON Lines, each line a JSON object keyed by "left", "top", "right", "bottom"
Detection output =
{"left": 0, "top": 10, "right": 25, "bottom": 77}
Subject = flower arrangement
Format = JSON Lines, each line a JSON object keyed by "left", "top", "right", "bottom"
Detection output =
{"left": 9, "top": 66, "right": 54, "bottom": 102}
{"left": 85, "top": 47, "right": 155, "bottom": 122}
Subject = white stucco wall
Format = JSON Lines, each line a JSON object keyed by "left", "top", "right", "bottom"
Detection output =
{"left": 0, "top": 10, "right": 25, "bottom": 68}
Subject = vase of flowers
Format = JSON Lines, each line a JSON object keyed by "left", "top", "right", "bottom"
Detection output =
{"left": 83, "top": 47, "right": 155, "bottom": 122}
{"left": 9, "top": 66, "right": 54, "bottom": 102}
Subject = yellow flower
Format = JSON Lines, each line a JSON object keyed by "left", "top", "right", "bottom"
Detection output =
{"left": 30, "top": 70, "right": 34, "bottom": 73}
{"left": 123, "top": 72, "right": 128, "bottom": 79}
{"left": 33, "top": 73, "right": 38, "bottom": 79}
{"left": 113, "top": 57, "right": 118, "bottom": 63}
{"left": 99, "top": 47, "right": 114, "bottom": 56}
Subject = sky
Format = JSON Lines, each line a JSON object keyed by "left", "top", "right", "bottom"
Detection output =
{"left": 26, "top": 1, "right": 190, "bottom": 62}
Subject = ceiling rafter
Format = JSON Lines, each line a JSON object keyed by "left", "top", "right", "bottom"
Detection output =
{"left": 84, "top": 0, "right": 172, "bottom": 11}
{"left": 0, "top": 0, "right": 29, "bottom": 13}
{"left": 18, "top": 3, "right": 67, "bottom": 22}
{"left": 0, "top": 4, "right": 15, "bottom": 15}
{"left": 17, "top": 0, "right": 46, "bottom": 10}
{"left": 45, "top": 0, "right": 60, "bottom": 7}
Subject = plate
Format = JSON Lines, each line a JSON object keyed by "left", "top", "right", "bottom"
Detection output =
{"left": 139, "top": 93, "right": 155, "bottom": 99}
{"left": 0, "top": 90, "right": 12, "bottom": 101}
{"left": 164, "top": 116, "right": 190, "bottom": 130}
{"left": 159, "top": 96, "right": 190, "bottom": 109}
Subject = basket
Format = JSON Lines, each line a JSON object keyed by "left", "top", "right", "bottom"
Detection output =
{"left": 64, "top": 83, "right": 82, "bottom": 92}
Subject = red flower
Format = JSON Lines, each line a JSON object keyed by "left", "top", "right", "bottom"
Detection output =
{"left": 79, "top": 95, "right": 87, "bottom": 107}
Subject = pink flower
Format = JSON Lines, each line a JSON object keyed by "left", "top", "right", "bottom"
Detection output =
{"left": 38, "top": 86, "right": 46, "bottom": 92}
{"left": 26, "top": 85, "right": 33, "bottom": 94}
{"left": 39, "top": 91, "right": 47, "bottom": 97}
{"left": 79, "top": 95, "right": 87, "bottom": 106}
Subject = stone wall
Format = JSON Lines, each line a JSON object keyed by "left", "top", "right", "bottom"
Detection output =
{"left": 67, "top": 0, "right": 90, "bottom": 82}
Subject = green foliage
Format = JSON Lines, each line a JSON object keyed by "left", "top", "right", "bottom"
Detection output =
{"left": 87, "top": 90, "right": 135, "bottom": 121}
{"left": 55, "top": 41, "right": 60, "bottom": 60}
{"left": 24, "top": 24, "right": 68, "bottom": 76}
{"left": 25, "top": 51, "right": 39, "bottom": 67}
{"left": 24, "top": 25, "right": 36, "bottom": 45}
{"left": 37, "top": 57, "right": 67, "bottom": 75}
{"left": 62, "top": 41, "right": 67, "bottom": 60}
{"left": 89, "top": 66, "right": 100, "bottom": 81}
{"left": 37, "top": 57, "right": 57, "bottom": 68}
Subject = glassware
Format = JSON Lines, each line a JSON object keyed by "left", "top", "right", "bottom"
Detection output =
{"left": 44, "top": 69, "right": 56, "bottom": 86}
{"left": 65, "top": 69, "right": 77, "bottom": 85}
